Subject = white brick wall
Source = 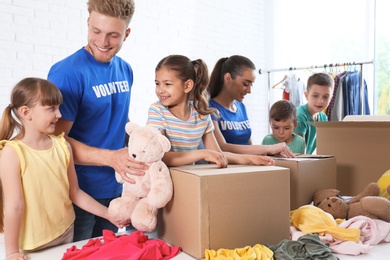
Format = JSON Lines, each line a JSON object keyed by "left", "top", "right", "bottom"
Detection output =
{"left": 0, "top": 0, "right": 269, "bottom": 144}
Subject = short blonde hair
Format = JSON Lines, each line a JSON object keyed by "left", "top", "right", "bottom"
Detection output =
{"left": 87, "top": 0, "right": 135, "bottom": 26}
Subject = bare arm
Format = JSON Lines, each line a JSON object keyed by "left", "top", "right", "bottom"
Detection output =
{"left": 212, "top": 121, "right": 295, "bottom": 158}
{"left": 162, "top": 132, "right": 228, "bottom": 168}
{"left": 161, "top": 150, "right": 226, "bottom": 167}
{"left": 223, "top": 152, "right": 276, "bottom": 166}
{"left": 0, "top": 146, "right": 27, "bottom": 260}
{"left": 66, "top": 143, "right": 126, "bottom": 228}
{"left": 54, "top": 119, "right": 147, "bottom": 184}
{"left": 203, "top": 131, "right": 276, "bottom": 165}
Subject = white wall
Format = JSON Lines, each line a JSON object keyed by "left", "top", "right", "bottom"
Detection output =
{"left": 0, "top": 0, "right": 269, "bottom": 144}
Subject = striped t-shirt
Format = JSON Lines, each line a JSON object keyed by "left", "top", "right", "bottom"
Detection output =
{"left": 147, "top": 101, "right": 214, "bottom": 152}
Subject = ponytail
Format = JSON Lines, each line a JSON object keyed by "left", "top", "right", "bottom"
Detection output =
{"left": 208, "top": 57, "right": 229, "bottom": 98}
{"left": 0, "top": 105, "right": 22, "bottom": 141}
{"left": 191, "top": 59, "right": 215, "bottom": 116}
{"left": 0, "top": 104, "right": 15, "bottom": 233}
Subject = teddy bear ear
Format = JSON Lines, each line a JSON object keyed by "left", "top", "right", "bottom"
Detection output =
{"left": 158, "top": 134, "right": 171, "bottom": 152}
{"left": 313, "top": 189, "right": 340, "bottom": 205}
{"left": 125, "top": 122, "right": 139, "bottom": 135}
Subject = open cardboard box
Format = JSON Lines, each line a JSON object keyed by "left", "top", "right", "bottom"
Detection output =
{"left": 315, "top": 115, "right": 390, "bottom": 195}
{"left": 273, "top": 155, "right": 337, "bottom": 210}
{"left": 158, "top": 164, "right": 290, "bottom": 259}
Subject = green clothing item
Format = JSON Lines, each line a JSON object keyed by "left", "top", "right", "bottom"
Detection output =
{"left": 266, "top": 233, "right": 339, "bottom": 260}
{"left": 262, "top": 133, "right": 305, "bottom": 154}
{"left": 294, "top": 104, "right": 328, "bottom": 154}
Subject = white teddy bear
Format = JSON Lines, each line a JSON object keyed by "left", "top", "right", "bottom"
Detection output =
{"left": 108, "top": 122, "right": 173, "bottom": 232}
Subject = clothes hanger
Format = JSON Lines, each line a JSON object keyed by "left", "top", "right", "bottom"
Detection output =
{"left": 272, "top": 74, "right": 288, "bottom": 89}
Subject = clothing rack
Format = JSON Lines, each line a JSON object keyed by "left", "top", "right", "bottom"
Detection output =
{"left": 259, "top": 60, "right": 374, "bottom": 116}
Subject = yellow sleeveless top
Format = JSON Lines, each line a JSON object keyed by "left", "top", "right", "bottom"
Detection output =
{"left": 0, "top": 134, "right": 75, "bottom": 250}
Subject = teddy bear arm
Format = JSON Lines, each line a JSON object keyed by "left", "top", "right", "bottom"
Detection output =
{"left": 348, "top": 182, "right": 380, "bottom": 205}
{"left": 147, "top": 162, "right": 173, "bottom": 208}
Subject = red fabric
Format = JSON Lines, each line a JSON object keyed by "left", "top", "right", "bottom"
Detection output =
{"left": 283, "top": 89, "right": 290, "bottom": 100}
{"left": 62, "top": 230, "right": 181, "bottom": 260}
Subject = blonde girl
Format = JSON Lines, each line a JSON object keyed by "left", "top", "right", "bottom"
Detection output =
{"left": 0, "top": 78, "right": 122, "bottom": 260}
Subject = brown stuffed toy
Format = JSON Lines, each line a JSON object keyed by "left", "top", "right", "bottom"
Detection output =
{"left": 313, "top": 182, "right": 390, "bottom": 222}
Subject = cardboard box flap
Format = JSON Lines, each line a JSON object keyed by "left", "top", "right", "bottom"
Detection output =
{"left": 172, "top": 165, "right": 286, "bottom": 176}
{"left": 311, "top": 121, "right": 390, "bottom": 128}
{"left": 343, "top": 115, "right": 390, "bottom": 121}
{"left": 271, "top": 154, "right": 334, "bottom": 161}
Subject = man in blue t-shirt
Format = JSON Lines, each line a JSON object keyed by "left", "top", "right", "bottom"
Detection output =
{"left": 48, "top": 0, "right": 147, "bottom": 242}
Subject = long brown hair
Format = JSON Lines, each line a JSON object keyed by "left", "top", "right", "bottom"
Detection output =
{"left": 156, "top": 55, "right": 215, "bottom": 116}
{"left": 208, "top": 55, "right": 256, "bottom": 98}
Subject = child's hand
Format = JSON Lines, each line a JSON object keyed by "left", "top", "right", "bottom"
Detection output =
{"left": 6, "top": 252, "right": 27, "bottom": 260}
{"left": 203, "top": 150, "right": 228, "bottom": 168}
{"left": 109, "top": 215, "right": 131, "bottom": 229}
{"left": 268, "top": 143, "right": 295, "bottom": 158}
{"left": 250, "top": 155, "right": 275, "bottom": 166}
{"left": 237, "top": 154, "right": 276, "bottom": 166}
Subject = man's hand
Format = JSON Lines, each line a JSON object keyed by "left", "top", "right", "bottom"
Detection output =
{"left": 109, "top": 148, "right": 148, "bottom": 184}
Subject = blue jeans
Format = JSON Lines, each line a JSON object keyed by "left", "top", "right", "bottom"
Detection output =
{"left": 73, "top": 198, "right": 118, "bottom": 242}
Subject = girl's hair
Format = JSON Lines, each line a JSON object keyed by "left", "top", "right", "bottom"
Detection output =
{"left": 87, "top": 0, "right": 135, "bottom": 26}
{"left": 269, "top": 100, "right": 298, "bottom": 124}
{"left": 208, "top": 55, "right": 256, "bottom": 98}
{"left": 156, "top": 55, "right": 215, "bottom": 116}
{"left": 0, "top": 77, "right": 63, "bottom": 141}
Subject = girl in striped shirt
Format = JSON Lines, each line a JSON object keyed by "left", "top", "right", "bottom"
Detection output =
{"left": 147, "top": 54, "right": 275, "bottom": 167}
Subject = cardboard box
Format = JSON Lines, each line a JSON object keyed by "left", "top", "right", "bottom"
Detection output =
{"left": 158, "top": 164, "right": 290, "bottom": 259}
{"left": 273, "top": 155, "right": 337, "bottom": 210}
{"left": 315, "top": 115, "right": 390, "bottom": 195}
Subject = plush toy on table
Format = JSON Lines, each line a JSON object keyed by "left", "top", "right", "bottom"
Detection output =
{"left": 108, "top": 122, "right": 173, "bottom": 232}
{"left": 313, "top": 182, "right": 390, "bottom": 222}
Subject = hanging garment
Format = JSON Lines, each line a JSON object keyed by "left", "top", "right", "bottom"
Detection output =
{"left": 283, "top": 89, "right": 290, "bottom": 100}
{"left": 327, "top": 71, "right": 347, "bottom": 121}
{"left": 283, "top": 75, "right": 306, "bottom": 107}
{"left": 342, "top": 71, "right": 370, "bottom": 116}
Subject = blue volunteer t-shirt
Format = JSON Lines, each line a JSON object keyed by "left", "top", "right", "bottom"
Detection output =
{"left": 209, "top": 99, "right": 251, "bottom": 145}
{"left": 48, "top": 47, "right": 133, "bottom": 199}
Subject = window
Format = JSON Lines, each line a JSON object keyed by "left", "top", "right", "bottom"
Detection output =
{"left": 266, "top": 0, "right": 384, "bottom": 114}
